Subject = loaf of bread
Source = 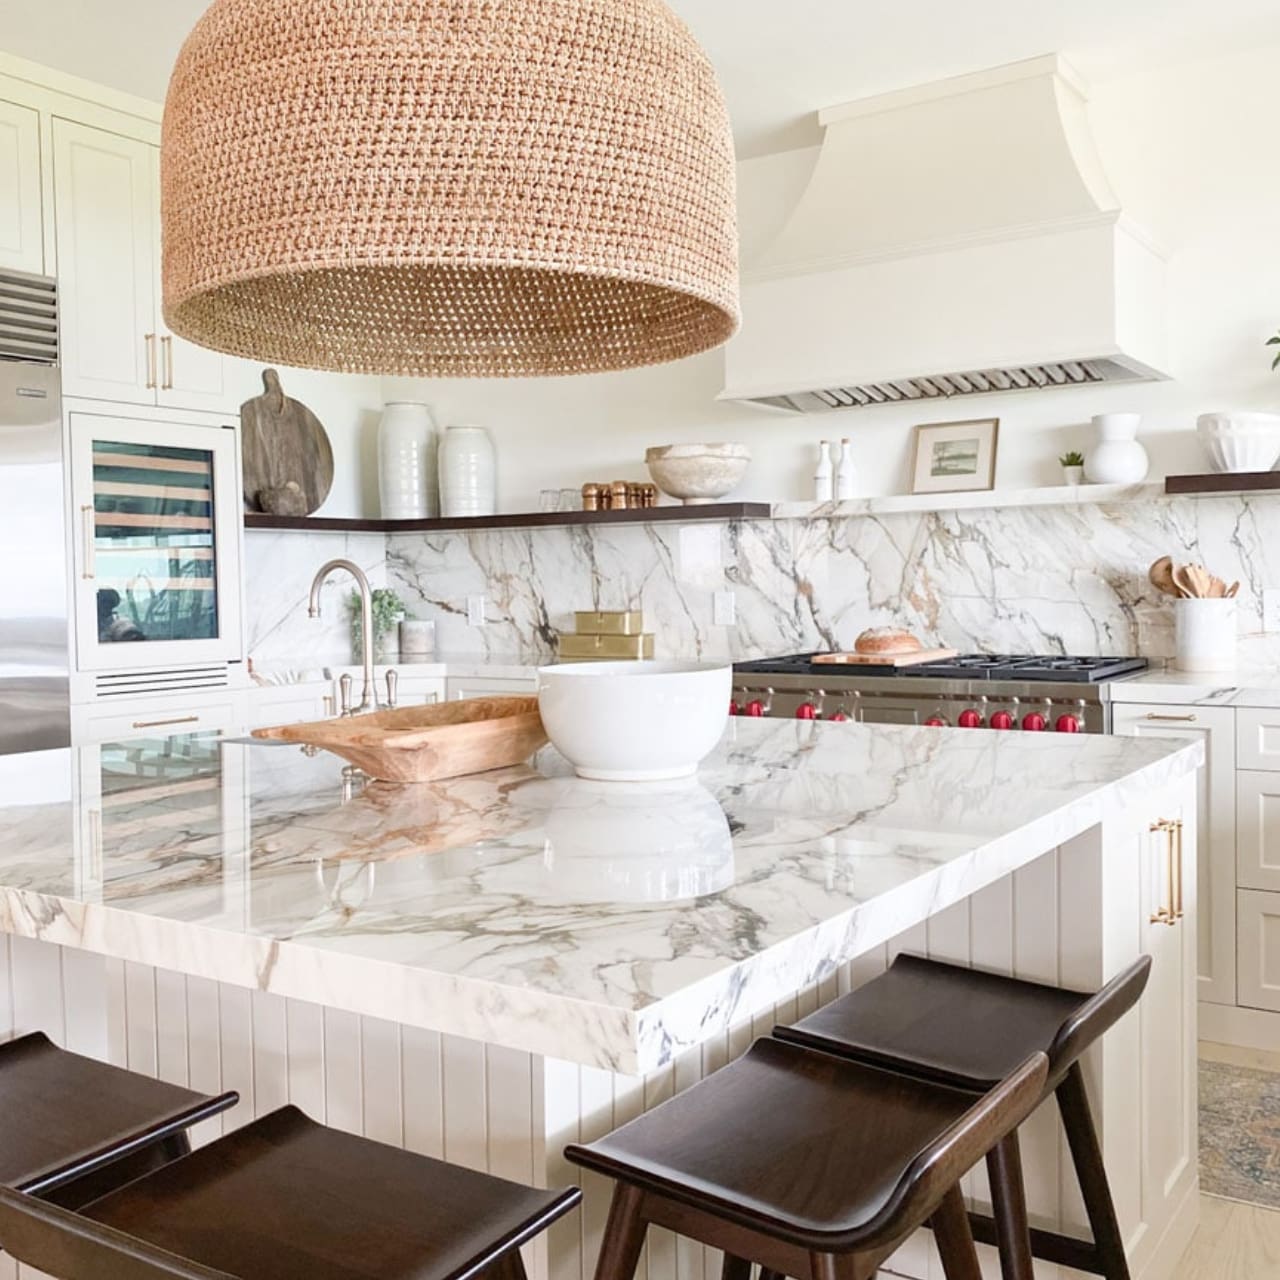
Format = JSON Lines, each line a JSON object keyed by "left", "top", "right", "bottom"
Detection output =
{"left": 854, "top": 627, "right": 923, "bottom": 656}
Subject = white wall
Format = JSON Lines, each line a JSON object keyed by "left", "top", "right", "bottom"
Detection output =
{"left": 376, "top": 41, "right": 1280, "bottom": 513}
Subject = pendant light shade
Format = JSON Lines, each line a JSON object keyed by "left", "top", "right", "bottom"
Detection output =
{"left": 160, "top": 0, "right": 741, "bottom": 378}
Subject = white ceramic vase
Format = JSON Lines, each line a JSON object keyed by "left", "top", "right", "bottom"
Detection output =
{"left": 1083, "top": 413, "right": 1148, "bottom": 484}
{"left": 377, "top": 402, "right": 438, "bottom": 519}
{"left": 439, "top": 425, "right": 497, "bottom": 517}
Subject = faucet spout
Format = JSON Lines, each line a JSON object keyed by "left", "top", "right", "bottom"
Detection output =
{"left": 307, "top": 559, "right": 379, "bottom": 714}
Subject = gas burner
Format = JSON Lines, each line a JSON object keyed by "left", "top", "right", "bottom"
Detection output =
{"left": 733, "top": 653, "right": 1147, "bottom": 683}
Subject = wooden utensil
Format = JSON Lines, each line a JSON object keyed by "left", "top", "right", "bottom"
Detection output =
{"left": 240, "top": 368, "right": 335, "bottom": 515}
{"left": 1226, "top": 582, "right": 1240, "bottom": 598}
{"left": 1184, "top": 565, "right": 1215, "bottom": 599}
{"left": 1170, "top": 564, "right": 1196, "bottom": 598}
{"left": 812, "top": 648, "right": 958, "bottom": 667}
{"left": 1148, "top": 557, "right": 1180, "bottom": 598}
{"left": 252, "top": 697, "right": 547, "bottom": 783}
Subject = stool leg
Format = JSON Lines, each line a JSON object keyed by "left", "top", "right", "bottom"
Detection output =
{"left": 594, "top": 1183, "right": 648, "bottom": 1280}
{"left": 985, "top": 1131, "right": 1035, "bottom": 1280}
{"left": 721, "top": 1256, "right": 752, "bottom": 1280}
{"left": 1056, "top": 1062, "right": 1131, "bottom": 1280}
{"left": 930, "top": 1185, "right": 983, "bottom": 1280}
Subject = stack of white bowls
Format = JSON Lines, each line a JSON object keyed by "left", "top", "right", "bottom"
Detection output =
{"left": 1197, "top": 412, "right": 1280, "bottom": 473}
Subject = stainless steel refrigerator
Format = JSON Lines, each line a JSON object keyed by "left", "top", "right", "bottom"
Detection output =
{"left": 0, "top": 271, "right": 68, "bottom": 755}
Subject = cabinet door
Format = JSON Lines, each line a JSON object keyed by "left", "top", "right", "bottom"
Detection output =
{"left": 1237, "top": 708, "right": 1280, "bottom": 771}
{"left": 1236, "top": 770, "right": 1280, "bottom": 892}
{"left": 1238, "top": 889, "right": 1280, "bottom": 1012}
{"left": 1139, "top": 796, "right": 1198, "bottom": 1235}
{"left": 69, "top": 413, "right": 243, "bottom": 671}
{"left": 0, "top": 98, "right": 44, "bottom": 274}
{"left": 53, "top": 119, "right": 156, "bottom": 404}
{"left": 1112, "top": 703, "right": 1236, "bottom": 1005}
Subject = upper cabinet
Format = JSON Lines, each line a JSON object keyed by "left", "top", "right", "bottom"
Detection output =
{"left": 52, "top": 118, "right": 250, "bottom": 415}
{"left": 0, "top": 97, "right": 44, "bottom": 274}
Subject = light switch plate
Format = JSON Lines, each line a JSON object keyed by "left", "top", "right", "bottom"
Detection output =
{"left": 713, "top": 590, "right": 737, "bottom": 627}
{"left": 467, "top": 594, "right": 487, "bottom": 627}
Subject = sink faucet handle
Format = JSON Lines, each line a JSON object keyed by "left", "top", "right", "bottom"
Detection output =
{"left": 385, "top": 669, "right": 399, "bottom": 709}
{"left": 339, "top": 672, "right": 354, "bottom": 716}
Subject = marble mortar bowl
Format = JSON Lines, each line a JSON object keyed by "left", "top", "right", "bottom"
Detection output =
{"left": 537, "top": 661, "right": 732, "bottom": 782}
{"left": 645, "top": 443, "right": 751, "bottom": 504}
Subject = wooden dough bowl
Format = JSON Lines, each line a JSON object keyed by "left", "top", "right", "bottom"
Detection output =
{"left": 253, "top": 697, "right": 548, "bottom": 784}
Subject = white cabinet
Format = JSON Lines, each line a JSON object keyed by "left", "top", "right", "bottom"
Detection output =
{"left": 1113, "top": 703, "right": 1236, "bottom": 1005}
{"left": 1238, "top": 889, "right": 1280, "bottom": 1013}
{"left": 446, "top": 675, "right": 538, "bottom": 700}
{"left": 243, "top": 682, "right": 334, "bottom": 729}
{"left": 52, "top": 119, "right": 248, "bottom": 413}
{"left": 1236, "top": 771, "right": 1280, "bottom": 893}
{"left": 1237, "top": 708, "right": 1280, "bottom": 771}
{"left": 0, "top": 97, "right": 44, "bottom": 274}
{"left": 71, "top": 694, "right": 243, "bottom": 746}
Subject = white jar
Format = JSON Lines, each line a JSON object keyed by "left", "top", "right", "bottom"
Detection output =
{"left": 1175, "top": 598, "right": 1237, "bottom": 672}
{"left": 399, "top": 618, "right": 436, "bottom": 660}
{"left": 377, "top": 403, "right": 438, "bottom": 519}
{"left": 1084, "top": 413, "right": 1149, "bottom": 484}
{"left": 439, "top": 426, "right": 497, "bottom": 518}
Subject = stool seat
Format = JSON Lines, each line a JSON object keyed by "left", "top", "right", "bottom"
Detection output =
{"left": 0, "top": 1032, "right": 235, "bottom": 1200}
{"left": 775, "top": 954, "right": 1151, "bottom": 1091}
{"left": 51, "top": 1106, "right": 578, "bottom": 1280}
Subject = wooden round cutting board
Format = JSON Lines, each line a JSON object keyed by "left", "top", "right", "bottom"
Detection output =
{"left": 239, "top": 368, "right": 335, "bottom": 514}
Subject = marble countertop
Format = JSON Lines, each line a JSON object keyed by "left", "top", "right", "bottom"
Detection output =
{"left": 0, "top": 719, "right": 1198, "bottom": 1074}
{"left": 1110, "top": 665, "right": 1280, "bottom": 707}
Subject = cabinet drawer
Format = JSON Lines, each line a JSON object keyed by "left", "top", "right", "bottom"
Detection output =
{"left": 1238, "top": 889, "right": 1280, "bottom": 1013}
{"left": 1237, "top": 708, "right": 1280, "bottom": 771}
{"left": 73, "top": 697, "right": 241, "bottom": 745}
{"left": 447, "top": 676, "right": 538, "bottom": 700}
{"left": 1237, "top": 771, "right": 1280, "bottom": 892}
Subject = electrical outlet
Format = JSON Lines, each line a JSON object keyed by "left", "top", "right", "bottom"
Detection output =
{"left": 467, "top": 594, "right": 487, "bottom": 627}
{"left": 1265, "top": 589, "right": 1280, "bottom": 634}
{"left": 713, "top": 590, "right": 737, "bottom": 627}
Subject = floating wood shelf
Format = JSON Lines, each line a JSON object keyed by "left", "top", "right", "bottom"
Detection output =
{"left": 1164, "top": 471, "right": 1280, "bottom": 496}
{"left": 244, "top": 502, "right": 772, "bottom": 534}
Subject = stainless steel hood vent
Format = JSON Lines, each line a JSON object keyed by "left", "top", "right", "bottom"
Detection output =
{"left": 721, "top": 56, "right": 1168, "bottom": 414}
{"left": 0, "top": 271, "right": 58, "bottom": 366}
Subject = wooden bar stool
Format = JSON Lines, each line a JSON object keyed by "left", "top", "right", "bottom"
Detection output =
{"left": 0, "top": 1104, "right": 580, "bottom": 1279}
{"left": 566, "top": 1038, "right": 1047, "bottom": 1280}
{"left": 774, "top": 954, "right": 1152, "bottom": 1280}
{"left": 0, "top": 1031, "right": 237, "bottom": 1209}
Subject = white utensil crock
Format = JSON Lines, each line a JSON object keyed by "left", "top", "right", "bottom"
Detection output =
{"left": 1175, "top": 598, "right": 1237, "bottom": 672}
{"left": 377, "top": 402, "right": 438, "bottom": 519}
{"left": 439, "top": 425, "right": 497, "bottom": 517}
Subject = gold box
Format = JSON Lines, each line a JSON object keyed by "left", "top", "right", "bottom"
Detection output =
{"left": 574, "top": 609, "right": 644, "bottom": 636}
{"left": 556, "top": 632, "right": 655, "bottom": 661}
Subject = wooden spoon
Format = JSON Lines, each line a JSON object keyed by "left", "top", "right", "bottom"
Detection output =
{"left": 1187, "top": 565, "right": 1217, "bottom": 599}
{"left": 1148, "top": 556, "right": 1180, "bottom": 598}
{"left": 1170, "top": 563, "right": 1197, "bottom": 599}
{"left": 1226, "top": 582, "right": 1240, "bottom": 598}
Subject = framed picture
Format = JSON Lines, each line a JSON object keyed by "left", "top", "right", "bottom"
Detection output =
{"left": 908, "top": 417, "right": 999, "bottom": 495}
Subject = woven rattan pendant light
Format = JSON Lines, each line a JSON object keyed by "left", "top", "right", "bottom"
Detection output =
{"left": 160, "top": 0, "right": 740, "bottom": 378}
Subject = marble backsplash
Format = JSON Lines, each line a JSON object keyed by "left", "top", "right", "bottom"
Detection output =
{"left": 244, "top": 493, "right": 1280, "bottom": 668}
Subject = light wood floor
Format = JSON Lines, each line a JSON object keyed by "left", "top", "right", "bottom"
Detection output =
{"left": 1170, "top": 1042, "right": 1280, "bottom": 1279}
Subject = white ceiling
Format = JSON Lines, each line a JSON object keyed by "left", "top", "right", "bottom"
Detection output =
{"left": 7, "top": 0, "right": 1280, "bottom": 156}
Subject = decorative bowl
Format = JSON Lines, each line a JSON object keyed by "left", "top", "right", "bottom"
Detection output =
{"left": 644, "top": 443, "right": 751, "bottom": 505}
{"left": 537, "top": 661, "right": 731, "bottom": 781}
{"left": 1197, "top": 412, "right": 1280, "bottom": 474}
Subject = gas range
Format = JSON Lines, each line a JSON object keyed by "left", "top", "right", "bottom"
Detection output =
{"left": 730, "top": 653, "right": 1149, "bottom": 735}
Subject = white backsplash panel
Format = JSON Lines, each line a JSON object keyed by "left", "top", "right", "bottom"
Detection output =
{"left": 245, "top": 493, "right": 1280, "bottom": 667}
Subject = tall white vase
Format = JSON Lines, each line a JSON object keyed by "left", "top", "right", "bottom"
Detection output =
{"left": 1084, "top": 413, "right": 1149, "bottom": 484}
{"left": 377, "top": 402, "right": 438, "bottom": 519}
{"left": 439, "top": 425, "right": 497, "bottom": 517}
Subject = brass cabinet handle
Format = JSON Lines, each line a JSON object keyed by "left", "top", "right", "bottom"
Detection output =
{"left": 80, "top": 504, "right": 96, "bottom": 579}
{"left": 1172, "top": 818, "right": 1184, "bottom": 920}
{"left": 1145, "top": 713, "right": 1197, "bottom": 723}
{"left": 1149, "top": 818, "right": 1183, "bottom": 926}
{"left": 161, "top": 335, "right": 174, "bottom": 390}
{"left": 144, "top": 333, "right": 157, "bottom": 389}
{"left": 130, "top": 715, "right": 200, "bottom": 729}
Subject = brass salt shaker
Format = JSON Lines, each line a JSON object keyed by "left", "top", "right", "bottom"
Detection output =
{"left": 611, "top": 481, "right": 630, "bottom": 510}
{"left": 581, "top": 483, "right": 600, "bottom": 511}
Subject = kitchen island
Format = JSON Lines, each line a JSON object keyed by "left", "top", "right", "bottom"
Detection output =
{"left": 0, "top": 718, "right": 1201, "bottom": 1280}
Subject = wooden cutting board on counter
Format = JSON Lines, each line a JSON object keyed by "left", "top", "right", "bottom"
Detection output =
{"left": 812, "top": 648, "right": 958, "bottom": 667}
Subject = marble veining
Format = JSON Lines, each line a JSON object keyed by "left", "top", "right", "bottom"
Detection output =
{"left": 0, "top": 720, "right": 1198, "bottom": 1073}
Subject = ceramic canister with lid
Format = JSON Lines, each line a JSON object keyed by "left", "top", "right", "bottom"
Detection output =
{"left": 439, "top": 425, "right": 497, "bottom": 517}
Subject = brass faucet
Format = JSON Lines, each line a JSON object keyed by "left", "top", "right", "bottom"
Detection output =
{"left": 307, "top": 559, "right": 396, "bottom": 715}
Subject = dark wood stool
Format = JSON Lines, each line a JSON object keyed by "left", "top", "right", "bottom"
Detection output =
{"left": 566, "top": 1038, "right": 1047, "bottom": 1280}
{"left": 0, "top": 1031, "right": 237, "bottom": 1209}
{"left": 774, "top": 954, "right": 1152, "bottom": 1280}
{"left": 0, "top": 1104, "right": 580, "bottom": 1279}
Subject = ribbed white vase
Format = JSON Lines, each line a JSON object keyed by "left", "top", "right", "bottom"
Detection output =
{"left": 377, "top": 402, "right": 438, "bottom": 519}
{"left": 439, "top": 425, "right": 497, "bottom": 517}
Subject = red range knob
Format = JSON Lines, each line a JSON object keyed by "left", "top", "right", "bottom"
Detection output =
{"left": 729, "top": 700, "right": 740, "bottom": 716}
{"left": 924, "top": 716, "right": 947, "bottom": 727}
{"left": 796, "top": 702, "right": 818, "bottom": 720}
{"left": 957, "top": 709, "right": 983, "bottom": 729}
{"left": 829, "top": 712, "right": 850, "bottom": 722}
{"left": 745, "top": 700, "right": 766, "bottom": 718}
{"left": 1055, "top": 714, "right": 1082, "bottom": 734}
{"left": 989, "top": 711, "right": 1015, "bottom": 731}
{"left": 1021, "top": 712, "right": 1047, "bottom": 732}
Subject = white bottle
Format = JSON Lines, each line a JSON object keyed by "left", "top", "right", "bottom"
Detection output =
{"left": 814, "top": 440, "right": 833, "bottom": 502}
{"left": 835, "top": 437, "right": 855, "bottom": 499}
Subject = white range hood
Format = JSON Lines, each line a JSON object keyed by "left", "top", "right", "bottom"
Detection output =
{"left": 720, "top": 55, "right": 1168, "bottom": 414}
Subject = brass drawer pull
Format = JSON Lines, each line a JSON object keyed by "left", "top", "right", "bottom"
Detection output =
{"left": 130, "top": 715, "right": 200, "bottom": 729}
{"left": 80, "top": 504, "right": 96, "bottom": 579}
{"left": 1149, "top": 818, "right": 1184, "bottom": 926}
{"left": 1145, "top": 713, "right": 1197, "bottom": 723}
{"left": 161, "top": 335, "right": 174, "bottom": 390}
{"left": 144, "top": 333, "right": 157, "bottom": 389}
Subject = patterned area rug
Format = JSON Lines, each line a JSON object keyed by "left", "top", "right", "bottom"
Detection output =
{"left": 1200, "top": 1059, "right": 1280, "bottom": 1209}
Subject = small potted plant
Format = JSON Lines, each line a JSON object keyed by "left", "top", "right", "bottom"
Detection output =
{"left": 1059, "top": 450, "right": 1086, "bottom": 486}
{"left": 349, "top": 587, "right": 406, "bottom": 662}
